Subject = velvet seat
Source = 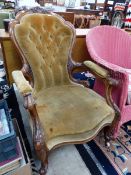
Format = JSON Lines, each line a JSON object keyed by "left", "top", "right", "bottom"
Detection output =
{"left": 9, "top": 8, "right": 119, "bottom": 175}
{"left": 36, "top": 85, "right": 114, "bottom": 147}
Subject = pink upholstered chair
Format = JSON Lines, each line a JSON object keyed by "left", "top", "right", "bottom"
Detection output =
{"left": 9, "top": 9, "right": 118, "bottom": 174}
{"left": 85, "top": 25, "right": 131, "bottom": 137}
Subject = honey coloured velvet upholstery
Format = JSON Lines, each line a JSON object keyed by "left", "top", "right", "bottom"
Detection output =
{"left": 11, "top": 13, "right": 115, "bottom": 151}
{"left": 36, "top": 85, "right": 114, "bottom": 144}
{"left": 14, "top": 13, "right": 73, "bottom": 97}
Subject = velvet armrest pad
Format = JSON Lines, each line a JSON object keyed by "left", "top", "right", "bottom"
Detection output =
{"left": 84, "top": 61, "right": 108, "bottom": 78}
{"left": 12, "top": 70, "right": 32, "bottom": 95}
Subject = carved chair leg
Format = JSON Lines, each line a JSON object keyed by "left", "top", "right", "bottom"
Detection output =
{"left": 35, "top": 143, "right": 48, "bottom": 175}
{"left": 39, "top": 150, "right": 48, "bottom": 175}
{"left": 40, "top": 161, "right": 48, "bottom": 175}
{"left": 24, "top": 94, "right": 48, "bottom": 175}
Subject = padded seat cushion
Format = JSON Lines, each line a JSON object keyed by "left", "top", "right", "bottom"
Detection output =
{"left": 36, "top": 84, "right": 115, "bottom": 142}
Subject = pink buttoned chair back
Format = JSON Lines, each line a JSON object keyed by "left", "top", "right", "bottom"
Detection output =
{"left": 86, "top": 25, "right": 131, "bottom": 137}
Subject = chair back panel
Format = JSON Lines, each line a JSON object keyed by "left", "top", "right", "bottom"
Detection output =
{"left": 86, "top": 25, "right": 131, "bottom": 107}
{"left": 87, "top": 26, "right": 131, "bottom": 68}
{"left": 14, "top": 13, "right": 75, "bottom": 94}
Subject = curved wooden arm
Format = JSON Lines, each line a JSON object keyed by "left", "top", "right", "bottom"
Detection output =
{"left": 104, "top": 80, "right": 121, "bottom": 135}
{"left": 84, "top": 61, "right": 109, "bottom": 78}
{"left": 84, "top": 61, "right": 120, "bottom": 119}
{"left": 105, "top": 78, "right": 120, "bottom": 115}
{"left": 24, "top": 94, "right": 48, "bottom": 173}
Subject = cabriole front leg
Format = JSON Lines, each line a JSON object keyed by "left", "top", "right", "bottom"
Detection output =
{"left": 105, "top": 79, "right": 120, "bottom": 137}
{"left": 24, "top": 94, "right": 48, "bottom": 175}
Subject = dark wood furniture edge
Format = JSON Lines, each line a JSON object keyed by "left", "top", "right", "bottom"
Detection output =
{"left": 0, "top": 37, "right": 10, "bottom": 41}
{"left": 0, "top": 29, "right": 10, "bottom": 41}
{"left": 104, "top": 76, "right": 121, "bottom": 135}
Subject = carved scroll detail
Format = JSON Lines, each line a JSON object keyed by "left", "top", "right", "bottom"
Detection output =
{"left": 105, "top": 77, "right": 120, "bottom": 135}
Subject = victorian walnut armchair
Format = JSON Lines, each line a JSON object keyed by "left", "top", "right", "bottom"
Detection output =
{"left": 9, "top": 9, "right": 119, "bottom": 175}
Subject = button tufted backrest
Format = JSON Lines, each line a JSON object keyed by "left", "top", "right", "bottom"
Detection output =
{"left": 14, "top": 13, "right": 75, "bottom": 95}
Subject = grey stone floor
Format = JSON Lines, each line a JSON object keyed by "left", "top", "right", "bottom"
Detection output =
{"left": 47, "top": 145, "right": 91, "bottom": 175}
